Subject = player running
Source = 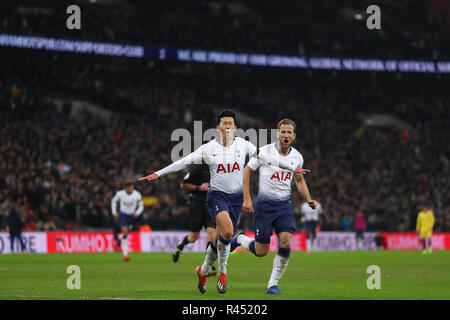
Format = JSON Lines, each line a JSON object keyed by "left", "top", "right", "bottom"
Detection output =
{"left": 301, "top": 200, "right": 323, "bottom": 254}
{"left": 233, "top": 119, "right": 317, "bottom": 295}
{"left": 172, "top": 163, "right": 217, "bottom": 276}
{"left": 111, "top": 179, "right": 144, "bottom": 261}
{"left": 139, "top": 110, "right": 304, "bottom": 294}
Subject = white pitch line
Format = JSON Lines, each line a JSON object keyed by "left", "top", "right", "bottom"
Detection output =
{"left": 9, "top": 294, "right": 160, "bottom": 300}
{"left": 100, "top": 297, "right": 162, "bottom": 300}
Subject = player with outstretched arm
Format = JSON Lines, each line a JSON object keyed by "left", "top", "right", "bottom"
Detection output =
{"left": 139, "top": 110, "right": 306, "bottom": 294}
{"left": 232, "top": 119, "right": 317, "bottom": 295}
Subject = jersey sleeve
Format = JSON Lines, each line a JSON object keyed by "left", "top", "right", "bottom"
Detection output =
{"left": 156, "top": 145, "right": 204, "bottom": 177}
{"left": 300, "top": 203, "right": 307, "bottom": 215}
{"left": 317, "top": 203, "right": 323, "bottom": 214}
{"left": 135, "top": 193, "right": 144, "bottom": 216}
{"left": 202, "top": 166, "right": 210, "bottom": 182}
{"left": 247, "top": 156, "right": 261, "bottom": 171}
{"left": 296, "top": 153, "right": 304, "bottom": 169}
{"left": 183, "top": 165, "right": 203, "bottom": 185}
{"left": 416, "top": 213, "right": 422, "bottom": 231}
{"left": 111, "top": 192, "right": 119, "bottom": 214}
{"left": 246, "top": 140, "right": 258, "bottom": 158}
{"left": 183, "top": 171, "right": 193, "bottom": 184}
{"left": 246, "top": 142, "right": 263, "bottom": 170}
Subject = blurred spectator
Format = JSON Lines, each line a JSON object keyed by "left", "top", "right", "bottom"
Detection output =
{"left": 340, "top": 213, "right": 352, "bottom": 231}
{"left": 354, "top": 210, "right": 367, "bottom": 250}
{"left": 0, "top": 39, "right": 448, "bottom": 233}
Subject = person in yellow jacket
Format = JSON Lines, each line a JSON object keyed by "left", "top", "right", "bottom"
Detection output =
{"left": 416, "top": 204, "right": 435, "bottom": 254}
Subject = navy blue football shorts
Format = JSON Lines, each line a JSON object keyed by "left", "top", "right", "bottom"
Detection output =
{"left": 206, "top": 190, "right": 243, "bottom": 231}
{"left": 304, "top": 221, "right": 318, "bottom": 238}
{"left": 119, "top": 211, "right": 135, "bottom": 228}
{"left": 304, "top": 221, "right": 318, "bottom": 232}
{"left": 253, "top": 197, "right": 296, "bottom": 244}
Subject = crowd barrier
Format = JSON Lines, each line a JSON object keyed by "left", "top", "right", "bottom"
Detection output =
{"left": 1, "top": 231, "right": 449, "bottom": 254}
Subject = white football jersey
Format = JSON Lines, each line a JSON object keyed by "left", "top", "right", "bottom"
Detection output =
{"left": 203, "top": 137, "right": 257, "bottom": 193}
{"left": 111, "top": 189, "right": 144, "bottom": 216}
{"left": 155, "top": 136, "right": 299, "bottom": 195}
{"left": 301, "top": 201, "right": 322, "bottom": 221}
{"left": 156, "top": 137, "right": 256, "bottom": 194}
{"left": 248, "top": 143, "right": 304, "bottom": 201}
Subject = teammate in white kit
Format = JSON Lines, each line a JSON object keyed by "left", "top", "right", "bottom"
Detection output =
{"left": 111, "top": 180, "right": 144, "bottom": 261}
{"left": 301, "top": 200, "right": 323, "bottom": 254}
{"left": 139, "top": 111, "right": 304, "bottom": 294}
{"left": 235, "top": 119, "right": 317, "bottom": 295}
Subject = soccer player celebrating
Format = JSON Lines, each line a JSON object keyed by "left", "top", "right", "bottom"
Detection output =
{"left": 236, "top": 119, "right": 317, "bottom": 295}
{"left": 139, "top": 111, "right": 303, "bottom": 294}
{"left": 111, "top": 180, "right": 144, "bottom": 261}
{"left": 301, "top": 199, "right": 323, "bottom": 254}
{"left": 416, "top": 203, "right": 435, "bottom": 254}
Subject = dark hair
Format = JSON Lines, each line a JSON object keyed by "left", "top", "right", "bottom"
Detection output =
{"left": 123, "top": 179, "right": 134, "bottom": 188}
{"left": 216, "top": 110, "right": 237, "bottom": 126}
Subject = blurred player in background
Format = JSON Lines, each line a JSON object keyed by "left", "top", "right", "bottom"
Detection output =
{"left": 354, "top": 210, "right": 367, "bottom": 250}
{"left": 416, "top": 203, "right": 435, "bottom": 254}
{"left": 139, "top": 111, "right": 301, "bottom": 294}
{"left": 235, "top": 119, "right": 316, "bottom": 295}
{"left": 301, "top": 199, "right": 322, "bottom": 254}
{"left": 172, "top": 163, "right": 217, "bottom": 276}
{"left": 6, "top": 197, "right": 26, "bottom": 253}
{"left": 111, "top": 180, "right": 144, "bottom": 261}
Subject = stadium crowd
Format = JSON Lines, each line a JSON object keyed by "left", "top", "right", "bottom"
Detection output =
{"left": 0, "top": 50, "right": 448, "bottom": 233}
{"left": 1, "top": 0, "right": 449, "bottom": 59}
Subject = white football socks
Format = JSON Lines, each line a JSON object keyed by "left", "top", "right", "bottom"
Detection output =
{"left": 237, "top": 234, "right": 254, "bottom": 251}
{"left": 267, "top": 253, "right": 290, "bottom": 289}
{"left": 307, "top": 239, "right": 312, "bottom": 253}
{"left": 120, "top": 235, "right": 128, "bottom": 256}
{"left": 201, "top": 243, "right": 218, "bottom": 275}
{"left": 216, "top": 238, "right": 231, "bottom": 275}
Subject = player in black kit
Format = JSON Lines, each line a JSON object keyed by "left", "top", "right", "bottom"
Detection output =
{"left": 172, "top": 163, "right": 217, "bottom": 276}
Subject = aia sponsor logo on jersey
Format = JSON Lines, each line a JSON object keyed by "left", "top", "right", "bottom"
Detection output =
{"left": 270, "top": 171, "right": 292, "bottom": 181}
{"left": 123, "top": 201, "right": 134, "bottom": 207}
{"left": 216, "top": 162, "right": 240, "bottom": 173}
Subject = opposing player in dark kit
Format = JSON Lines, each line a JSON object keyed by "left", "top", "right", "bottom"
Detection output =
{"left": 172, "top": 163, "right": 217, "bottom": 276}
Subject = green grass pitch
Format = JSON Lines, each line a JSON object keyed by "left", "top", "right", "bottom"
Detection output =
{"left": 1, "top": 251, "right": 449, "bottom": 300}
